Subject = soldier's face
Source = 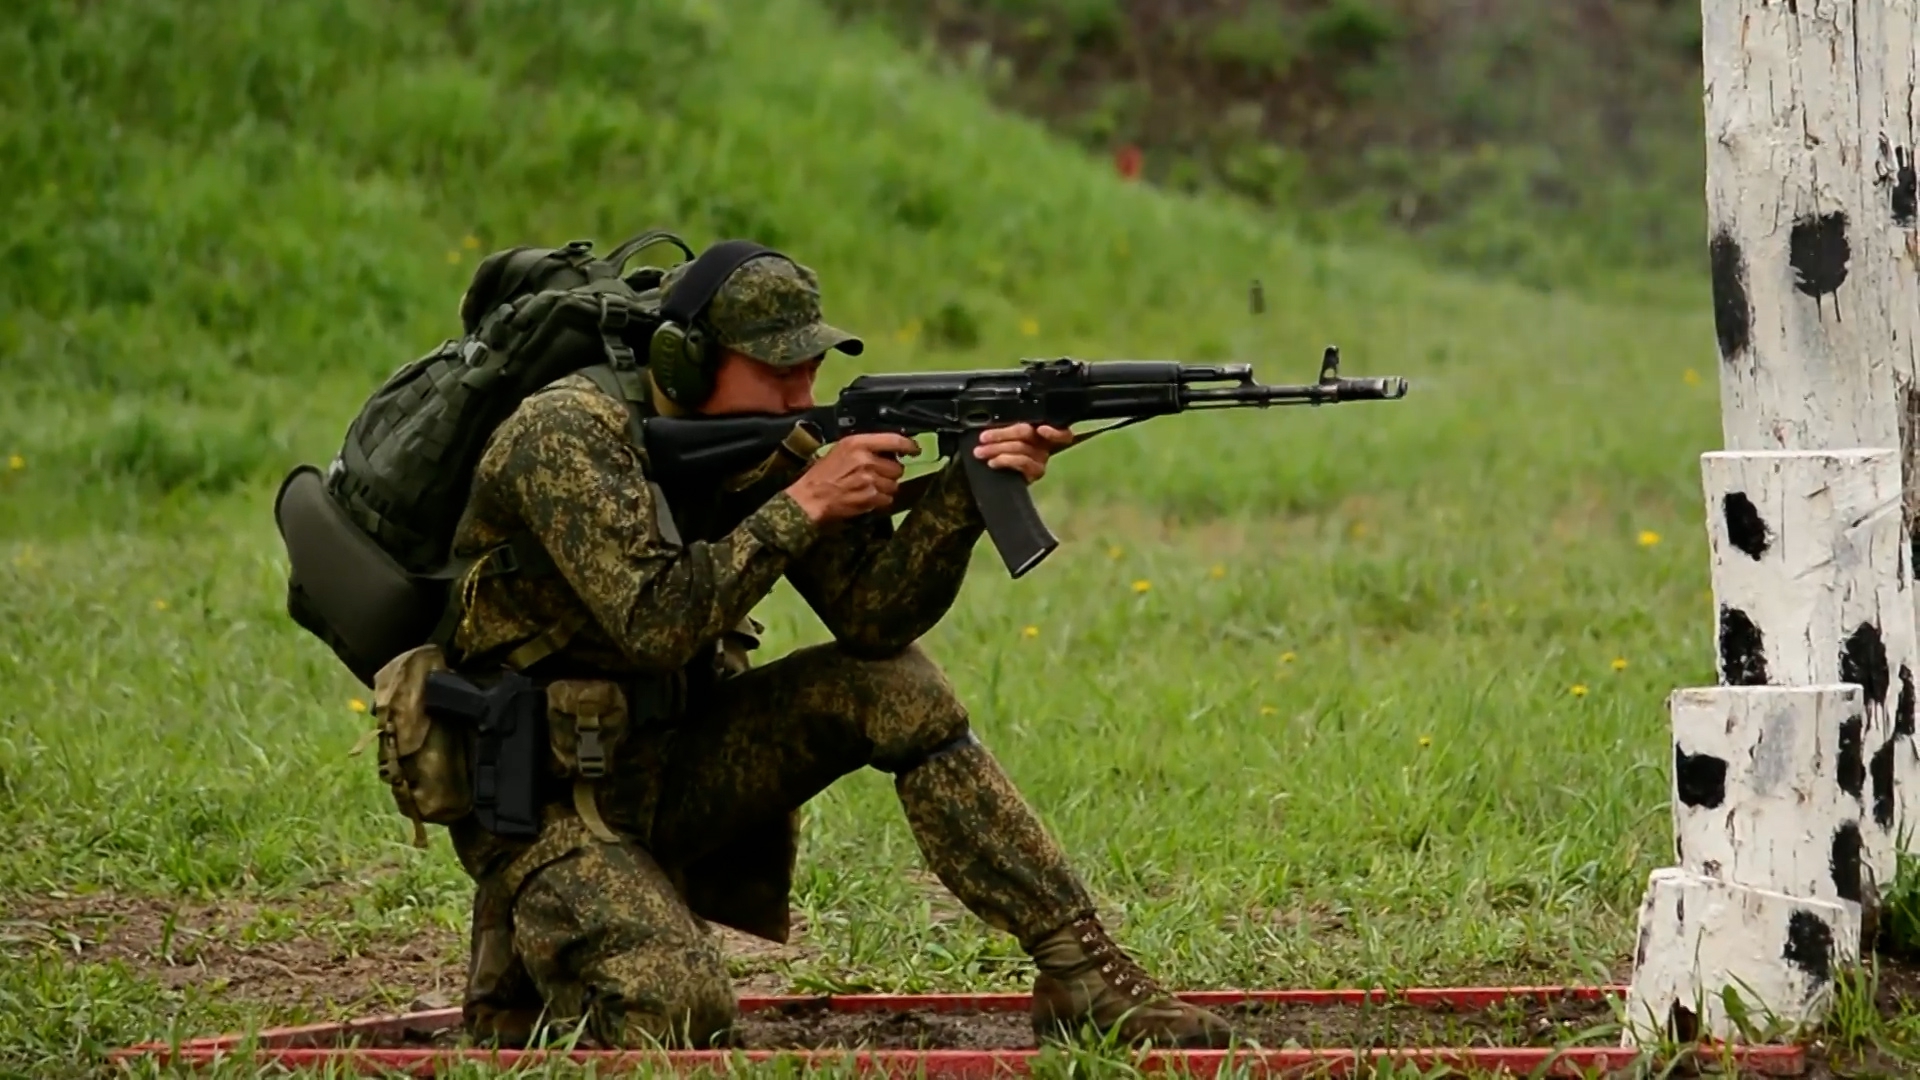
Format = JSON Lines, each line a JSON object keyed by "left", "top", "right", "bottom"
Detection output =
{"left": 701, "top": 350, "right": 824, "bottom": 415}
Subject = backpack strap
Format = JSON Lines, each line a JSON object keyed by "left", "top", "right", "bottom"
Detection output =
{"left": 580, "top": 363, "right": 685, "bottom": 550}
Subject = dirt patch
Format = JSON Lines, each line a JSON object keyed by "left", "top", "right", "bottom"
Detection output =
{"left": 0, "top": 888, "right": 465, "bottom": 1017}
{"left": 0, "top": 888, "right": 816, "bottom": 1015}
{"left": 332, "top": 993, "right": 1617, "bottom": 1052}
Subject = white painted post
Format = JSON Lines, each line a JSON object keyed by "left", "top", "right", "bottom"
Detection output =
{"left": 1700, "top": 449, "right": 1917, "bottom": 878}
{"left": 1624, "top": 0, "right": 1920, "bottom": 1046}
{"left": 1702, "top": 1, "right": 1920, "bottom": 464}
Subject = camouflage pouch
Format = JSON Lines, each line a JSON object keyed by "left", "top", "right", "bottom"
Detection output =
{"left": 545, "top": 679, "right": 632, "bottom": 844}
{"left": 370, "top": 644, "right": 473, "bottom": 847}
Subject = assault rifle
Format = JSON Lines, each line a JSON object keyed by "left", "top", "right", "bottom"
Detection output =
{"left": 642, "top": 346, "right": 1408, "bottom": 578}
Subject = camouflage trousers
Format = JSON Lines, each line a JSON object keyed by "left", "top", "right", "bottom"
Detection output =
{"left": 448, "top": 641, "right": 1097, "bottom": 1049}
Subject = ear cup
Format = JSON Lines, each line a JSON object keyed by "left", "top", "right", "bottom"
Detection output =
{"left": 648, "top": 320, "right": 716, "bottom": 408}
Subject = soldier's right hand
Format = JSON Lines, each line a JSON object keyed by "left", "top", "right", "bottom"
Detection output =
{"left": 785, "top": 433, "right": 922, "bottom": 524}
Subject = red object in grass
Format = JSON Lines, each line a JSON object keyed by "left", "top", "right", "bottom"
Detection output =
{"left": 108, "top": 986, "right": 1809, "bottom": 1077}
{"left": 1115, "top": 143, "right": 1143, "bottom": 180}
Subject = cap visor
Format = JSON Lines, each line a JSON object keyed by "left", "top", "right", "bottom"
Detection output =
{"left": 733, "top": 322, "right": 865, "bottom": 366}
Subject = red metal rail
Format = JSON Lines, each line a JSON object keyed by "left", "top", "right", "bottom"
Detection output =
{"left": 109, "top": 985, "right": 1809, "bottom": 1077}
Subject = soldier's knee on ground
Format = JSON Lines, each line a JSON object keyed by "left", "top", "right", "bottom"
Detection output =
{"left": 511, "top": 837, "right": 738, "bottom": 1048}
{"left": 837, "top": 642, "right": 972, "bottom": 773}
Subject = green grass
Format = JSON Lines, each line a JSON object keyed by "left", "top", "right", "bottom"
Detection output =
{"left": 2, "top": 0, "right": 1910, "bottom": 1076}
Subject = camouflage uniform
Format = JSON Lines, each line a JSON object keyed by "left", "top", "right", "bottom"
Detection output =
{"left": 441, "top": 255, "right": 1232, "bottom": 1050}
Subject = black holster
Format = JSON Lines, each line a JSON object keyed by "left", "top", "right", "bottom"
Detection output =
{"left": 424, "top": 669, "right": 545, "bottom": 839}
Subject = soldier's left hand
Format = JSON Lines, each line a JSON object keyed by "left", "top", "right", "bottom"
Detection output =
{"left": 973, "top": 423, "right": 1075, "bottom": 483}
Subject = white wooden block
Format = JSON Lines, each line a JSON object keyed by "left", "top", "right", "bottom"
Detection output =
{"left": 1623, "top": 868, "right": 1859, "bottom": 1047}
{"left": 1670, "top": 686, "right": 1873, "bottom": 906}
{"left": 1702, "top": 449, "right": 1918, "bottom": 866}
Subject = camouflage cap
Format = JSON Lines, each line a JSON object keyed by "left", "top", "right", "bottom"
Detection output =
{"left": 684, "top": 255, "right": 865, "bottom": 367}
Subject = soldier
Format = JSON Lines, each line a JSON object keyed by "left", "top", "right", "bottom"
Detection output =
{"left": 439, "top": 249, "right": 1235, "bottom": 1051}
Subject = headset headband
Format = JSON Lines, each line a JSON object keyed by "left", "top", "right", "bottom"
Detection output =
{"left": 660, "top": 239, "right": 780, "bottom": 326}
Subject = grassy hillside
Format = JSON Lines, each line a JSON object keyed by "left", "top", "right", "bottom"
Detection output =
{"left": 6, "top": 0, "right": 1874, "bottom": 1076}
{"left": 824, "top": 0, "right": 1711, "bottom": 301}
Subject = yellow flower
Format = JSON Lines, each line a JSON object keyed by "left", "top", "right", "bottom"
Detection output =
{"left": 1569, "top": 684, "right": 1589, "bottom": 697}
{"left": 445, "top": 250, "right": 462, "bottom": 265}
{"left": 1418, "top": 735, "right": 1432, "bottom": 748}
{"left": 6, "top": 454, "right": 22, "bottom": 471}
{"left": 1683, "top": 368, "right": 1701, "bottom": 386}
{"left": 1611, "top": 657, "right": 1629, "bottom": 672}
{"left": 1280, "top": 651, "right": 1297, "bottom": 664}
{"left": 1021, "top": 625, "right": 1039, "bottom": 639}
{"left": 894, "top": 318, "right": 923, "bottom": 344}
{"left": 1258, "top": 705, "right": 1277, "bottom": 717}
{"left": 152, "top": 599, "right": 168, "bottom": 611}
{"left": 462, "top": 235, "right": 481, "bottom": 250}
{"left": 1131, "top": 579, "right": 1152, "bottom": 594}
{"left": 1350, "top": 521, "right": 1370, "bottom": 538}
{"left": 1208, "top": 564, "right": 1226, "bottom": 579}
{"left": 1638, "top": 530, "right": 1661, "bottom": 547}
{"left": 1106, "top": 544, "right": 1124, "bottom": 560}
{"left": 349, "top": 698, "right": 368, "bottom": 713}
{"left": 1018, "top": 317, "right": 1039, "bottom": 337}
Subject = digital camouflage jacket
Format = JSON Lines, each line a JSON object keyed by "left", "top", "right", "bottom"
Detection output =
{"left": 446, "top": 372, "right": 989, "bottom": 936}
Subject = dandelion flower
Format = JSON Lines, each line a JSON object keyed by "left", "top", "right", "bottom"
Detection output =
{"left": 462, "top": 235, "right": 481, "bottom": 250}
{"left": 6, "top": 454, "right": 22, "bottom": 471}
{"left": 1022, "top": 625, "right": 1039, "bottom": 639}
{"left": 1019, "top": 317, "right": 1039, "bottom": 337}
{"left": 445, "top": 250, "right": 462, "bottom": 265}
{"left": 1683, "top": 368, "right": 1701, "bottom": 386}
{"left": 152, "top": 599, "right": 168, "bottom": 611}
{"left": 1107, "top": 545, "right": 1124, "bottom": 560}
{"left": 1280, "top": 651, "right": 1297, "bottom": 664}
{"left": 1258, "top": 705, "right": 1277, "bottom": 716}
{"left": 1418, "top": 735, "right": 1432, "bottom": 748}
{"left": 1569, "top": 684, "right": 1589, "bottom": 697}
{"left": 1611, "top": 657, "right": 1629, "bottom": 672}
{"left": 1638, "top": 530, "right": 1661, "bottom": 547}
{"left": 1209, "top": 564, "right": 1226, "bottom": 579}
{"left": 349, "top": 698, "right": 368, "bottom": 713}
{"left": 1131, "top": 579, "right": 1152, "bottom": 594}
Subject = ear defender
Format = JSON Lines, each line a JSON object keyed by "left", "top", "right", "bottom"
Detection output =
{"left": 646, "top": 239, "right": 782, "bottom": 410}
{"left": 648, "top": 318, "right": 716, "bottom": 408}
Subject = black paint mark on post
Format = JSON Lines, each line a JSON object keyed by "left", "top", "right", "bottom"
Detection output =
{"left": 1785, "top": 910, "right": 1835, "bottom": 982}
{"left": 1831, "top": 823, "right": 1864, "bottom": 903}
{"left": 1709, "top": 230, "right": 1753, "bottom": 362}
{"left": 1722, "top": 492, "right": 1771, "bottom": 559}
{"left": 1789, "top": 211, "right": 1851, "bottom": 299}
{"left": 1899, "top": 665, "right": 1915, "bottom": 738}
{"left": 1894, "top": 147, "right": 1917, "bottom": 227}
{"left": 1675, "top": 745, "right": 1729, "bottom": 809}
{"left": 1873, "top": 741, "right": 1897, "bottom": 828}
{"left": 1842, "top": 623, "right": 1891, "bottom": 707}
{"left": 1839, "top": 715, "right": 1867, "bottom": 798}
{"left": 1719, "top": 607, "right": 1769, "bottom": 685}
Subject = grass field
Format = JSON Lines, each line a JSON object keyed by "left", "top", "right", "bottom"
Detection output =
{"left": 4, "top": 0, "right": 1912, "bottom": 1076}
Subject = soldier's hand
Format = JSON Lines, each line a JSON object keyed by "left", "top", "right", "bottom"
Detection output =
{"left": 973, "top": 423, "right": 1074, "bottom": 483}
{"left": 785, "top": 433, "right": 922, "bottom": 524}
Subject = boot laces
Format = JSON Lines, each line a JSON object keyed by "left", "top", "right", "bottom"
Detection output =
{"left": 1074, "top": 919, "right": 1166, "bottom": 1001}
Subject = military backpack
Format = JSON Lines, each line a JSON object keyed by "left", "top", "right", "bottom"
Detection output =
{"left": 273, "top": 229, "right": 698, "bottom": 688}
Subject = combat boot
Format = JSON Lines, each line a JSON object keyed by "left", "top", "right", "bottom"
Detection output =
{"left": 1026, "top": 916, "right": 1235, "bottom": 1048}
